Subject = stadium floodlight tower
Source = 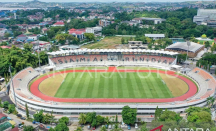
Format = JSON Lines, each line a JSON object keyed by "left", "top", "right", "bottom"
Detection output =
{"left": 37, "top": 40, "right": 41, "bottom": 70}
{"left": 186, "top": 41, "right": 191, "bottom": 61}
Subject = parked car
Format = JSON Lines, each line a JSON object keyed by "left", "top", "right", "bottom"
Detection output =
{"left": 92, "top": 127, "right": 96, "bottom": 130}
{"left": 17, "top": 114, "right": 22, "bottom": 118}
{"left": 135, "top": 123, "right": 138, "bottom": 129}
{"left": 21, "top": 117, "right": 26, "bottom": 120}
{"left": 128, "top": 125, "right": 131, "bottom": 130}
{"left": 108, "top": 125, "right": 112, "bottom": 129}
{"left": 0, "top": 78, "right": 5, "bottom": 82}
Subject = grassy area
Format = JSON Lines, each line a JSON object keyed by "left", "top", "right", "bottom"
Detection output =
{"left": 160, "top": 74, "right": 188, "bottom": 97}
{"left": 197, "top": 40, "right": 215, "bottom": 45}
{"left": 53, "top": 72, "right": 174, "bottom": 98}
{"left": 39, "top": 74, "right": 66, "bottom": 97}
{"left": 81, "top": 36, "right": 125, "bottom": 49}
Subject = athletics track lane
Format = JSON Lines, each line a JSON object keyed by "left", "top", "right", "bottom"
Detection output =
{"left": 30, "top": 67, "right": 197, "bottom": 103}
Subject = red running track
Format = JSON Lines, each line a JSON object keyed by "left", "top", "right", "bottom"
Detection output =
{"left": 30, "top": 67, "right": 197, "bottom": 103}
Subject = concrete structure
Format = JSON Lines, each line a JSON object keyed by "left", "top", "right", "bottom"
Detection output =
{"left": 99, "top": 19, "right": 111, "bottom": 27}
{"left": 133, "top": 17, "right": 166, "bottom": 24}
{"left": 128, "top": 41, "right": 147, "bottom": 49}
{"left": 52, "top": 21, "right": 64, "bottom": 27}
{"left": 165, "top": 42, "right": 204, "bottom": 58}
{"left": 16, "top": 34, "right": 27, "bottom": 41}
{"left": 145, "top": 34, "right": 165, "bottom": 40}
{"left": 28, "top": 34, "right": 38, "bottom": 41}
{"left": 86, "top": 26, "right": 102, "bottom": 36}
{"left": 193, "top": 9, "right": 216, "bottom": 27}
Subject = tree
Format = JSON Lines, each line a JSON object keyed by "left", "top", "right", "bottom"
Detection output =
{"left": 138, "top": 123, "right": 148, "bottom": 131}
{"left": 121, "top": 106, "right": 137, "bottom": 125}
{"left": 74, "top": 127, "right": 83, "bottom": 131}
{"left": 78, "top": 113, "right": 87, "bottom": 125}
{"left": 205, "top": 41, "right": 211, "bottom": 48}
{"left": 25, "top": 103, "right": 29, "bottom": 119}
{"left": 55, "top": 122, "right": 69, "bottom": 131}
{"left": 159, "top": 109, "right": 182, "bottom": 122}
{"left": 121, "top": 37, "right": 125, "bottom": 44}
{"left": 23, "top": 125, "right": 34, "bottom": 131}
{"left": 3, "top": 101, "right": 9, "bottom": 109}
{"left": 115, "top": 114, "right": 118, "bottom": 122}
{"left": 100, "top": 125, "right": 107, "bottom": 131}
{"left": 91, "top": 119, "right": 97, "bottom": 127}
{"left": 111, "top": 124, "right": 123, "bottom": 131}
{"left": 49, "top": 127, "right": 55, "bottom": 131}
{"left": 33, "top": 110, "right": 44, "bottom": 123}
{"left": 4, "top": 33, "right": 11, "bottom": 38}
{"left": 58, "top": 117, "right": 69, "bottom": 125}
{"left": 187, "top": 111, "right": 212, "bottom": 123}
{"left": 207, "top": 96, "right": 215, "bottom": 108}
{"left": 47, "top": 30, "right": 55, "bottom": 39}
{"left": 8, "top": 104, "right": 15, "bottom": 113}
{"left": 154, "top": 106, "right": 163, "bottom": 120}
{"left": 86, "top": 112, "right": 96, "bottom": 124}
{"left": 84, "top": 33, "right": 95, "bottom": 41}
{"left": 96, "top": 115, "right": 104, "bottom": 126}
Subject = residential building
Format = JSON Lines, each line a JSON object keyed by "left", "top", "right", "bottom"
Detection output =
{"left": 42, "top": 28, "right": 48, "bottom": 34}
{"left": 0, "top": 28, "right": 7, "bottom": 36}
{"left": 52, "top": 21, "right": 64, "bottom": 27}
{"left": 68, "top": 28, "right": 86, "bottom": 40}
{"left": 28, "top": 34, "right": 38, "bottom": 41}
{"left": 0, "top": 23, "right": 6, "bottom": 28}
{"left": 31, "top": 41, "right": 51, "bottom": 51}
{"left": 85, "top": 26, "right": 102, "bottom": 36}
{"left": 145, "top": 34, "right": 165, "bottom": 40}
{"left": 43, "top": 17, "right": 52, "bottom": 22}
{"left": 99, "top": 19, "right": 111, "bottom": 27}
{"left": 17, "top": 34, "right": 27, "bottom": 41}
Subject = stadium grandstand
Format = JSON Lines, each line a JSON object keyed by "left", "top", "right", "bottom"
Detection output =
{"left": 47, "top": 49, "right": 178, "bottom": 69}
{"left": 7, "top": 49, "right": 216, "bottom": 116}
{"left": 165, "top": 42, "right": 204, "bottom": 58}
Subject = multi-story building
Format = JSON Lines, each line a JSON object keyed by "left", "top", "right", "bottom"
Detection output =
{"left": 193, "top": 9, "right": 216, "bottom": 27}
{"left": 99, "top": 19, "right": 111, "bottom": 27}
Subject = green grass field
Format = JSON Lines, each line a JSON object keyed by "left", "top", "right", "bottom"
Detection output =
{"left": 54, "top": 72, "right": 173, "bottom": 98}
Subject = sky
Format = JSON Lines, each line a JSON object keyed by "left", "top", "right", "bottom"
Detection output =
{"left": 0, "top": 0, "right": 212, "bottom": 2}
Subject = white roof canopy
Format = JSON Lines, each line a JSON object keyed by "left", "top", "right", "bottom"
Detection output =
{"left": 47, "top": 49, "right": 179, "bottom": 56}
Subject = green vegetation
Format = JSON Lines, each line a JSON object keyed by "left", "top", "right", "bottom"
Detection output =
{"left": 196, "top": 53, "right": 216, "bottom": 71}
{"left": 0, "top": 44, "right": 48, "bottom": 76}
{"left": 122, "top": 106, "right": 137, "bottom": 125}
{"left": 82, "top": 36, "right": 124, "bottom": 49}
{"left": 54, "top": 72, "right": 173, "bottom": 99}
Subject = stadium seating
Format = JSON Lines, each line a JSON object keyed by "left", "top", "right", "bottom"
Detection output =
{"left": 64, "top": 56, "right": 77, "bottom": 63}
{"left": 123, "top": 55, "right": 135, "bottom": 61}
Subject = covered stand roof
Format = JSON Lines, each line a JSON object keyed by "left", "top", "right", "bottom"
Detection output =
{"left": 47, "top": 49, "right": 179, "bottom": 56}
{"left": 166, "top": 42, "right": 204, "bottom": 53}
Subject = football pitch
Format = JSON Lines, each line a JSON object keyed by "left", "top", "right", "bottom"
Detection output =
{"left": 53, "top": 72, "right": 174, "bottom": 98}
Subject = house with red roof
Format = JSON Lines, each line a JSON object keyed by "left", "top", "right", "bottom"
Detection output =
{"left": 52, "top": 21, "right": 64, "bottom": 27}
{"left": 0, "top": 46, "right": 11, "bottom": 49}
{"left": 68, "top": 28, "right": 86, "bottom": 40}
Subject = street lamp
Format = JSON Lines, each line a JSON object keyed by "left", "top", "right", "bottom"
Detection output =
{"left": 186, "top": 41, "right": 191, "bottom": 61}
{"left": 37, "top": 40, "right": 41, "bottom": 69}
{"left": 9, "top": 65, "right": 17, "bottom": 107}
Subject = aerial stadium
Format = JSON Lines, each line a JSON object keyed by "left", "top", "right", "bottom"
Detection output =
{"left": 9, "top": 49, "right": 216, "bottom": 116}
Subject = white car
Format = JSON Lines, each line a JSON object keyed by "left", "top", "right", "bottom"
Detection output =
{"left": 0, "top": 78, "right": 5, "bottom": 82}
{"left": 135, "top": 123, "right": 138, "bottom": 129}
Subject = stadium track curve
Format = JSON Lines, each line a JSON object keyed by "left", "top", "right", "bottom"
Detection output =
{"left": 30, "top": 67, "right": 197, "bottom": 103}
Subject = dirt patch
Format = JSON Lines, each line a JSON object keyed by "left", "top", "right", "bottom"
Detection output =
{"left": 39, "top": 74, "right": 65, "bottom": 97}
{"left": 160, "top": 74, "right": 189, "bottom": 97}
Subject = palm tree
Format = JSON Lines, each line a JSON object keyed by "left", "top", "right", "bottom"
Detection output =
{"left": 100, "top": 126, "right": 107, "bottom": 131}
{"left": 78, "top": 113, "right": 87, "bottom": 125}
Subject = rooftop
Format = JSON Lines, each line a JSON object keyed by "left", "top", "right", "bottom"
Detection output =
{"left": 166, "top": 42, "right": 204, "bottom": 53}
{"left": 145, "top": 34, "right": 165, "bottom": 37}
